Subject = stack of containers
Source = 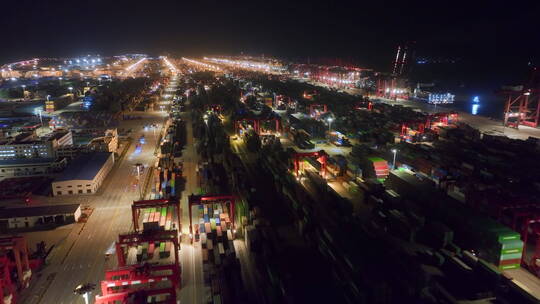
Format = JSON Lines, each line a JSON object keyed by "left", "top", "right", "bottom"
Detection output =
{"left": 470, "top": 218, "right": 523, "bottom": 270}
{"left": 158, "top": 241, "right": 171, "bottom": 258}
{"left": 170, "top": 172, "right": 176, "bottom": 197}
{"left": 141, "top": 207, "right": 174, "bottom": 232}
{"left": 368, "top": 157, "right": 390, "bottom": 180}
{"left": 480, "top": 225, "right": 523, "bottom": 270}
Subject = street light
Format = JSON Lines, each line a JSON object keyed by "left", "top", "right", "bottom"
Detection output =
{"left": 73, "top": 283, "right": 95, "bottom": 304}
{"left": 35, "top": 109, "right": 43, "bottom": 126}
{"left": 135, "top": 163, "right": 143, "bottom": 199}
{"left": 327, "top": 117, "right": 333, "bottom": 131}
{"left": 68, "top": 86, "right": 73, "bottom": 93}
{"left": 391, "top": 149, "right": 398, "bottom": 170}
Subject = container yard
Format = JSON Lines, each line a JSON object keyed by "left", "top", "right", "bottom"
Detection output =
{"left": 93, "top": 74, "right": 184, "bottom": 303}
{"left": 197, "top": 203, "right": 243, "bottom": 303}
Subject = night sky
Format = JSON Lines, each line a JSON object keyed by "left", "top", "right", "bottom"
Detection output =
{"left": 2, "top": 0, "right": 539, "bottom": 84}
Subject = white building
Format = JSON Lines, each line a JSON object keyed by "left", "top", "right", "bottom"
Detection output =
{"left": 88, "top": 128, "right": 118, "bottom": 153}
{"left": 52, "top": 152, "right": 114, "bottom": 196}
{"left": 0, "top": 131, "right": 72, "bottom": 160}
{"left": 0, "top": 204, "right": 81, "bottom": 230}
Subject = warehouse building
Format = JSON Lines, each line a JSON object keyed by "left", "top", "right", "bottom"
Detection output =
{"left": 0, "top": 158, "right": 67, "bottom": 181}
{"left": 0, "top": 204, "right": 81, "bottom": 230}
{"left": 52, "top": 152, "right": 114, "bottom": 196}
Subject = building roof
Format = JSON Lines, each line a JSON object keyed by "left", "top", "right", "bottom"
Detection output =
{"left": 0, "top": 158, "right": 56, "bottom": 166}
{"left": 54, "top": 152, "right": 112, "bottom": 182}
{"left": 0, "top": 204, "right": 80, "bottom": 219}
{"left": 45, "top": 131, "right": 70, "bottom": 141}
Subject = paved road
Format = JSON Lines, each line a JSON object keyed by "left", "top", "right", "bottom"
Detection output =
{"left": 178, "top": 92, "right": 207, "bottom": 304}
{"left": 19, "top": 110, "right": 167, "bottom": 304}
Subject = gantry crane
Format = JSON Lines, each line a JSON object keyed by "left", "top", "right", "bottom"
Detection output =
{"left": 0, "top": 236, "right": 33, "bottom": 304}
{"left": 94, "top": 287, "right": 177, "bottom": 304}
{"left": 501, "top": 67, "right": 540, "bottom": 128}
{"left": 292, "top": 150, "right": 328, "bottom": 178}
{"left": 0, "top": 256, "right": 16, "bottom": 304}
{"left": 99, "top": 264, "right": 179, "bottom": 296}
{"left": 115, "top": 230, "right": 180, "bottom": 268}
{"left": 234, "top": 118, "right": 259, "bottom": 135}
{"left": 234, "top": 118, "right": 281, "bottom": 135}
{"left": 0, "top": 236, "right": 31, "bottom": 288}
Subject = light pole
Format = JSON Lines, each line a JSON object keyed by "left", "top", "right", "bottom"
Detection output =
{"left": 327, "top": 117, "right": 333, "bottom": 132}
{"left": 36, "top": 109, "right": 43, "bottom": 126}
{"left": 135, "top": 163, "right": 143, "bottom": 199}
{"left": 391, "top": 149, "right": 398, "bottom": 170}
{"left": 73, "top": 283, "right": 95, "bottom": 304}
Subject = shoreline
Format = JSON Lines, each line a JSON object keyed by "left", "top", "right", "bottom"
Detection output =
{"left": 308, "top": 83, "right": 540, "bottom": 141}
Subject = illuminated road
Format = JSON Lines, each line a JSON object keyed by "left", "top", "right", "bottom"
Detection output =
{"left": 19, "top": 110, "right": 167, "bottom": 304}
{"left": 178, "top": 97, "right": 207, "bottom": 304}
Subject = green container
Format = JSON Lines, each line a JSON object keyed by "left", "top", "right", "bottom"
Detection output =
{"left": 500, "top": 252, "right": 522, "bottom": 261}
{"left": 501, "top": 247, "right": 523, "bottom": 255}
{"left": 499, "top": 264, "right": 520, "bottom": 270}
{"left": 499, "top": 239, "right": 523, "bottom": 250}
{"left": 498, "top": 231, "right": 520, "bottom": 243}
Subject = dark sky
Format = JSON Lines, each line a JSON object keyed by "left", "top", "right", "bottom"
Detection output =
{"left": 1, "top": 0, "right": 539, "bottom": 83}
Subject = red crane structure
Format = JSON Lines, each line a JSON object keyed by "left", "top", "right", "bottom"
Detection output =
{"left": 132, "top": 199, "right": 181, "bottom": 232}
{"left": 293, "top": 150, "right": 328, "bottom": 178}
{"left": 400, "top": 121, "right": 426, "bottom": 141}
{"left": 355, "top": 99, "right": 373, "bottom": 111}
{"left": 303, "top": 90, "right": 318, "bottom": 100}
{"left": 501, "top": 67, "right": 540, "bottom": 128}
{"left": 258, "top": 118, "right": 281, "bottom": 135}
{"left": 234, "top": 118, "right": 259, "bottom": 135}
{"left": 94, "top": 287, "right": 177, "bottom": 304}
{"left": 234, "top": 118, "right": 281, "bottom": 135}
{"left": 524, "top": 219, "right": 540, "bottom": 275}
{"left": 188, "top": 194, "right": 236, "bottom": 242}
{"left": 0, "top": 237, "right": 31, "bottom": 288}
{"left": 98, "top": 264, "right": 179, "bottom": 296}
{"left": 115, "top": 230, "right": 180, "bottom": 268}
{"left": 309, "top": 104, "right": 327, "bottom": 118}
{"left": 425, "top": 112, "right": 459, "bottom": 130}
{"left": 0, "top": 256, "right": 16, "bottom": 304}
{"left": 0, "top": 236, "right": 33, "bottom": 304}
{"left": 401, "top": 112, "right": 459, "bottom": 142}
{"left": 276, "top": 94, "right": 294, "bottom": 106}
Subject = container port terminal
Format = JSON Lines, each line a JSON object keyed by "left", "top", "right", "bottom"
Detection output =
{"left": 0, "top": 54, "right": 538, "bottom": 304}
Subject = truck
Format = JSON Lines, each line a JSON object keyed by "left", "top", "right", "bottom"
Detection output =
{"left": 328, "top": 131, "right": 352, "bottom": 147}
